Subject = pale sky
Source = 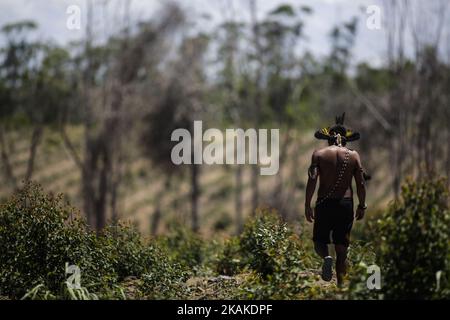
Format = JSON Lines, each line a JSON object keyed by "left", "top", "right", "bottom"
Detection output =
{"left": 0, "top": 0, "right": 413, "bottom": 68}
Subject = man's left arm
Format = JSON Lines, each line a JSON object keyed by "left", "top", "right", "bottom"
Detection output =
{"left": 305, "top": 151, "right": 319, "bottom": 223}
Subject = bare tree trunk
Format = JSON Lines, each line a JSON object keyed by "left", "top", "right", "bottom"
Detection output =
{"left": 151, "top": 177, "right": 170, "bottom": 235}
{"left": 82, "top": 0, "right": 96, "bottom": 229}
{"left": 447, "top": 127, "right": 450, "bottom": 186}
{"left": 0, "top": 125, "right": 17, "bottom": 188}
{"left": 0, "top": 124, "right": 43, "bottom": 189}
{"left": 392, "top": 103, "right": 403, "bottom": 198}
{"left": 95, "top": 148, "right": 110, "bottom": 231}
{"left": 109, "top": 132, "right": 126, "bottom": 224}
{"left": 249, "top": 0, "right": 262, "bottom": 213}
{"left": 235, "top": 165, "right": 243, "bottom": 234}
{"left": 275, "top": 130, "right": 292, "bottom": 219}
{"left": 77, "top": 0, "right": 127, "bottom": 231}
{"left": 110, "top": 179, "right": 119, "bottom": 224}
{"left": 285, "top": 133, "right": 303, "bottom": 221}
{"left": 191, "top": 163, "right": 200, "bottom": 232}
{"left": 251, "top": 165, "right": 259, "bottom": 214}
{"left": 151, "top": 186, "right": 164, "bottom": 236}
{"left": 82, "top": 175, "right": 96, "bottom": 228}
{"left": 81, "top": 137, "right": 111, "bottom": 232}
{"left": 24, "top": 126, "right": 43, "bottom": 182}
{"left": 389, "top": 87, "right": 401, "bottom": 198}
{"left": 151, "top": 205, "right": 162, "bottom": 236}
{"left": 384, "top": 0, "right": 408, "bottom": 198}
{"left": 82, "top": 139, "right": 98, "bottom": 228}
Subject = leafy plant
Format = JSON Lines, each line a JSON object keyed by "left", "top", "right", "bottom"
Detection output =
{"left": 0, "top": 183, "right": 196, "bottom": 300}
{"left": 215, "top": 237, "right": 242, "bottom": 276}
{"left": 138, "top": 246, "right": 189, "bottom": 299}
{"left": 162, "top": 223, "right": 204, "bottom": 270}
{"left": 237, "top": 208, "right": 318, "bottom": 299}
{"left": 347, "top": 242, "right": 381, "bottom": 300}
{"left": 377, "top": 177, "right": 450, "bottom": 299}
{"left": 101, "top": 223, "right": 154, "bottom": 280}
{"left": 0, "top": 183, "right": 116, "bottom": 298}
{"left": 239, "top": 208, "right": 291, "bottom": 277}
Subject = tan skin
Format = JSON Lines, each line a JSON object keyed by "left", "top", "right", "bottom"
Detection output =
{"left": 304, "top": 144, "right": 366, "bottom": 286}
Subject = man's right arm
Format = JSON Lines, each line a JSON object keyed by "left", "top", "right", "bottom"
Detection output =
{"left": 353, "top": 151, "right": 366, "bottom": 220}
{"left": 304, "top": 151, "right": 319, "bottom": 223}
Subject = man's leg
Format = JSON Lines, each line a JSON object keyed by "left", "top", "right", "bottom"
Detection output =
{"left": 313, "top": 205, "right": 333, "bottom": 282}
{"left": 334, "top": 198, "right": 354, "bottom": 286}
{"left": 314, "top": 241, "right": 329, "bottom": 258}
{"left": 314, "top": 241, "right": 333, "bottom": 282}
{"left": 335, "top": 244, "right": 348, "bottom": 286}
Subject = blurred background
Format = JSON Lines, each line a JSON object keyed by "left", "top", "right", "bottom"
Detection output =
{"left": 0, "top": 0, "right": 449, "bottom": 235}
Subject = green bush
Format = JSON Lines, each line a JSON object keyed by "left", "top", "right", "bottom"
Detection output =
{"left": 237, "top": 208, "right": 318, "bottom": 299}
{"left": 139, "top": 246, "right": 189, "bottom": 299}
{"left": 162, "top": 223, "right": 204, "bottom": 270}
{"left": 0, "top": 183, "right": 187, "bottom": 300}
{"left": 238, "top": 240, "right": 313, "bottom": 299}
{"left": 101, "top": 223, "right": 154, "bottom": 280}
{"left": 215, "top": 237, "right": 242, "bottom": 276}
{"left": 347, "top": 242, "right": 380, "bottom": 299}
{"left": 378, "top": 177, "right": 450, "bottom": 299}
{"left": 239, "top": 208, "right": 291, "bottom": 277}
{"left": 0, "top": 183, "right": 116, "bottom": 298}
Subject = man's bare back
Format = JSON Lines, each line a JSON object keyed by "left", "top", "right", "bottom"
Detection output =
{"left": 313, "top": 146, "right": 360, "bottom": 199}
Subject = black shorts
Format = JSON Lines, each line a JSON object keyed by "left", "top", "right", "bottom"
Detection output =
{"left": 313, "top": 198, "right": 354, "bottom": 246}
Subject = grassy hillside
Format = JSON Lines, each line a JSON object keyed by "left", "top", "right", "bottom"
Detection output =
{"left": 0, "top": 126, "right": 393, "bottom": 236}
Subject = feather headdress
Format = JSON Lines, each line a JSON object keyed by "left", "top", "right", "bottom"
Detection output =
{"left": 314, "top": 112, "right": 360, "bottom": 143}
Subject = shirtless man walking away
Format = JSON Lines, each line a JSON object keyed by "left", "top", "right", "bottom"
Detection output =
{"left": 304, "top": 113, "right": 367, "bottom": 286}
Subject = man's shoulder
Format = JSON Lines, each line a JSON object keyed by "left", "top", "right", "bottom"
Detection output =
{"left": 314, "top": 146, "right": 340, "bottom": 154}
{"left": 312, "top": 147, "right": 336, "bottom": 161}
{"left": 314, "top": 145, "right": 335, "bottom": 152}
{"left": 314, "top": 146, "right": 360, "bottom": 159}
{"left": 312, "top": 147, "right": 328, "bottom": 157}
{"left": 347, "top": 148, "right": 360, "bottom": 158}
